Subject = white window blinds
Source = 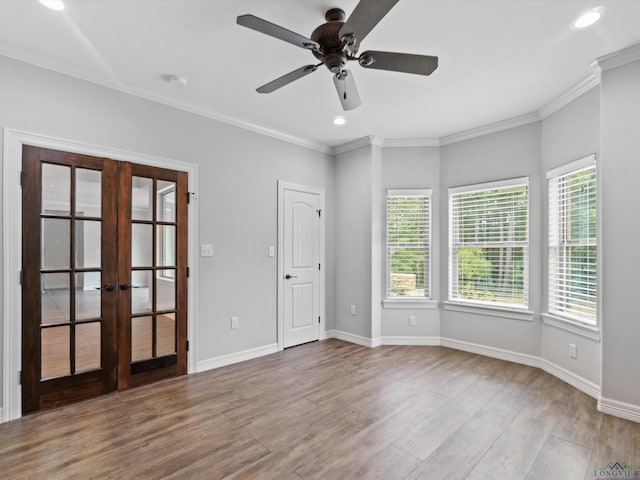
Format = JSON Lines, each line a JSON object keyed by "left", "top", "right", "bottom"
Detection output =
{"left": 548, "top": 156, "right": 597, "bottom": 325}
{"left": 449, "top": 178, "right": 529, "bottom": 307}
{"left": 386, "top": 189, "right": 431, "bottom": 299}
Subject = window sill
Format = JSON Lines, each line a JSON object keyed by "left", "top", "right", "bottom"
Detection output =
{"left": 382, "top": 299, "right": 438, "bottom": 309}
{"left": 442, "top": 301, "right": 534, "bottom": 322}
{"left": 542, "top": 313, "right": 600, "bottom": 342}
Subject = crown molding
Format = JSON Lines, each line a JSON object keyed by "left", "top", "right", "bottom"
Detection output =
{"left": 380, "top": 138, "right": 440, "bottom": 148}
{"left": 332, "top": 135, "right": 441, "bottom": 155}
{"left": 439, "top": 112, "right": 541, "bottom": 146}
{"left": 0, "top": 49, "right": 332, "bottom": 155}
{"left": 539, "top": 74, "right": 600, "bottom": 119}
{"left": 594, "top": 43, "right": 640, "bottom": 73}
{"left": 332, "top": 135, "right": 380, "bottom": 155}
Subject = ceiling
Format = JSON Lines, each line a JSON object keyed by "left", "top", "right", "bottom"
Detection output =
{"left": 1, "top": 0, "right": 640, "bottom": 150}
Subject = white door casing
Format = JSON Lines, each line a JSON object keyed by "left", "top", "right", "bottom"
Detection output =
{"left": 277, "top": 182, "right": 325, "bottom": 349}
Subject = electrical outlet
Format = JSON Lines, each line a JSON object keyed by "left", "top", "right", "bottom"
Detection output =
{"left": 350, "top": 305, "right": 356, "bottom": 316}
{"left": 268, "top": 245, "right": 275, "bottom": 257}
{"left": 569, "top": 343, "right": 577, "bottom": 359}
{"left": 409, "top": 315, "right": 416, "bottom": 326}
{"left": 231, "top": 316, "right": 238, "bottom": 329}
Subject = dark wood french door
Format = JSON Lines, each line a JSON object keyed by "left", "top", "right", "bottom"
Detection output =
{"left": 22, "top": 146, "right": 188, "bottom": 414}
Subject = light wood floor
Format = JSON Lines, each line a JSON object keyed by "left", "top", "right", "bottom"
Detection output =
{"left": 1, "top": 339, "right": 639, "bottom": 479}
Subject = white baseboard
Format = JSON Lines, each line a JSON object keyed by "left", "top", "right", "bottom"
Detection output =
{"left": 381, "top": 336, "right": 441, "bottom": 346}
{"left": 196, "top": 343, "right": 278, "bottom": 372}
{"left": 598, "top": 397, "right": 640, "bottom": 424}
{"left": 440, "top": 337, "right": 541, "bottom": 368}
{"left": 0, "top": 408, "right": 3, "bottom": 424}
{"left": 325, "top": 329, "right": 378, "bottom": 348}
{"left": 541, "top": 359, "right": 601, "bottom": 400}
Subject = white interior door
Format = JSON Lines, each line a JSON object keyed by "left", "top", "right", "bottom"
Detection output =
{"left": 282, "top": 187, "right": 321, "bottom": 348}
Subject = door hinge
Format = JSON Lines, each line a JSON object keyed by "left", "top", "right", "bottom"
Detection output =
{"left": 19, "top": 370, "right": 23, "bottom": 385}
{"left": 20, "top": 171, "right": 25, "bottom": 186}
{"left": 318, "top": 316, "right": 321, "bottom": 324}
{"left": 186, "top": 340, "right": 190, "bottom": 352}
{"left": 317, "top": 209, "right": 322, "bottom": 218}
{"left": 19, "top": 270, "right": 23, "bottom": 285}
{"left": 187, "top": 267, "right": 190, "bottom": 278}
{"left": 318, "top": 263, "right": 321, "bottom": 270}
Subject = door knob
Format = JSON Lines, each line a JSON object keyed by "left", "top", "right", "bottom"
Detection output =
{"left": 285, "top": 274, "right": 297, "bottom": 279}
{"left": 119, "top": 283, "right": 140, "bottom": 291}
{"left": 95, "top": 282, "right": 115, "bottom": 292}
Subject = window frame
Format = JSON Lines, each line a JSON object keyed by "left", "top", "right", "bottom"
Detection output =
{"left": 447, "top": 176, "right": 530, "bottom": 312}
{"left": 384, "top": 189, "right": 433, "bottom": 306}
{"left": 546, "top": 155, "right": 598, "bottom": 329}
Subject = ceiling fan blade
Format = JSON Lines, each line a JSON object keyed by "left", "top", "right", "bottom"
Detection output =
{"left": 256, "top": 65, "right": 319, "bottom": 94}
{"left": 339, "top": 0, "right": 400, "bottom": 46}
{"left": 359, "top": 50, "right": 439, "bottom": 76}
{"left": 333, "top": 69, "right": 362, "bottom": 111}
{"left": 237, "top": 14, "right": 319, "bottom": 50}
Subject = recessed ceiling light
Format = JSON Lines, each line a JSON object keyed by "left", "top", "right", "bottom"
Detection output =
{"left": 39, "top": 0, "right": 65, "bottom": 11}
{"left": 571, "top": 7, "right": 606, "bottom": 29}
{"left": 333, "top": 115, "right": 346, "bottom": 126}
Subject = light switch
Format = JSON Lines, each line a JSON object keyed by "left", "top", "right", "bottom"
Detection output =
{"left": 200, "top": 244, "right": 213, "bottom": 257}
{"left": 268, "top": 245, "right": 275, "bottom": 257}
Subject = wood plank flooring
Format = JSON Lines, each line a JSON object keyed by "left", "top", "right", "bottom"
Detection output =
{"left": 1, "top": 339, "right": 639, "bottom": 479}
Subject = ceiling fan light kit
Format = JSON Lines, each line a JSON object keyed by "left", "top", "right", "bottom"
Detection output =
{"left": 236, "top": 0, "right": 438, "bottom": 111}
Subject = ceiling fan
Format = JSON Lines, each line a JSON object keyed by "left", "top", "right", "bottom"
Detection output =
{"left": 237, "top": 0, "right": 438, "bottom": 111}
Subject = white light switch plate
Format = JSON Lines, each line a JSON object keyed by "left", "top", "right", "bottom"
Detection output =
{"left": 201, "top": 244, "right": 213, "bottom": 257}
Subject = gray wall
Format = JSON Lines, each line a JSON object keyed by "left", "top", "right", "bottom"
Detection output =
{"left": 600, "top": 59, "right": 640, "bottom": 406}
{"left": 380, "top": 146, "right": 441, "bottom": 338}
{"left": 540, "top": 87, "right": 601, "bottom": 386}
{"left": 333, "top": 144, "right": 376, "bottom": 339}
{"left": 439, "top": 123, "right": 543, "bottom": 357}
{"left": 0, "top": 54, "right": 336, "bottom": 389}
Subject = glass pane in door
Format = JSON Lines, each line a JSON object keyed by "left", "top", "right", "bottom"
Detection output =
{"left": 42, "top": 163, "right": 71, "bottom": 215}
{"left": 132, "top": 176, "right": 153, "bottom": 221}
{"left": 131, "top": 270, "right": 153, "bottom": 314}
{"left": 157, "top": 181, "right": 176, "bottom": 222}
{"left": 41, "top": 218, "right": 70, "bottom": 269}
{"left": 75, "top": 272, "right": 101, "bottom": 320}
{"left": 156, "top": 270, "right": 176, "bottom": 311}
{"left": 131, "top": 224, "right": 153, "bottom": 267}
{"left": 131, "top": 316, "right": 153, "bottom": 361}
{"left": 41, "top": 273, "right": 70, "bottom": 324}
{"left": 75, "top": 322, "right": 101, "bottom": 373}
{"left": 76, "top": 169, "right": 102, "bottom": 217}
{"left": 157, "top": 313, "right": 176, "bottom": 356}
{"left": 41, "top": 326, "right": 70, "bottom": 379}
{"left": 75, "top": 220, "right": 101, "bottom": 268}
{"left": 156, "top": 225, "right": 175, "bottom": 266}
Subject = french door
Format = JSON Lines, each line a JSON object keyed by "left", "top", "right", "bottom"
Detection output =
{"left": 21, "top": 146, "right": 188, "bottom": 414}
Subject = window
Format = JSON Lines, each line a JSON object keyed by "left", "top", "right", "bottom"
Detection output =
{"left": 449, "top": 178, "right": 529, "bottom": 308}
{"left": 386, "top": 189, "right": 431, "bottom": 300}
{"left": 547, "top": 156, "right": 597, "bottom": 325}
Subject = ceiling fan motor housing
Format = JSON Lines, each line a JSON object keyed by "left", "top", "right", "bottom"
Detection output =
{"left": 311, "top": 10, "right": 351, "bottom": 73}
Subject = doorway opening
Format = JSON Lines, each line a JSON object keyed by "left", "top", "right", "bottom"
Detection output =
{"left": 2, "top": 129, "right": 198, "bottom": 421}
